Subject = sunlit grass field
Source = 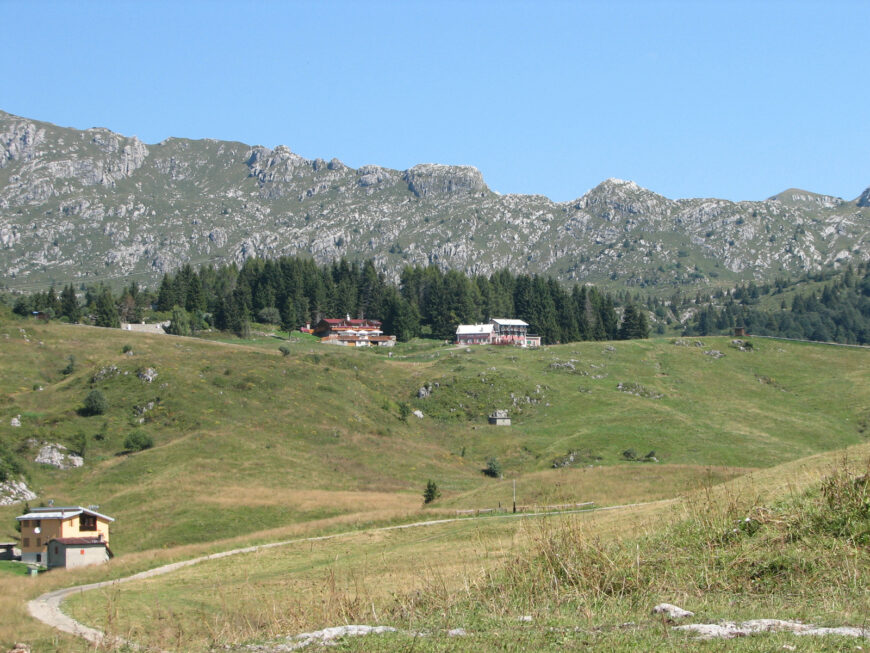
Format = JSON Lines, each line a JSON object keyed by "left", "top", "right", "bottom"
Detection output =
{"left": 0, "top": 314, "right": 868, "bottom": 650}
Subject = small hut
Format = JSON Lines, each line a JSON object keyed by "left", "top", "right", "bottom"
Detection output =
{"left": 488, "top": 410, "right": 511, "bottom": 426}
{"left": 0, "top": 542, "right": 17, "bottom": 561}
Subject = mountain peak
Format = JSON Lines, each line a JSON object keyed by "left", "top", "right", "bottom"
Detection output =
{"left": 768, "top": 188, "right": 843, "bottom": 209}
{"left": 856, "top": 187, "right": 870, "bottom": 207}
{"left": 403, "top": 163, "right": 488, "bottom": 198}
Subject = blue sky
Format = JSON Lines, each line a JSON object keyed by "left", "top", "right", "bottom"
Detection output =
{"left": 4, "top": 1, "right": 868, "bottom": 202}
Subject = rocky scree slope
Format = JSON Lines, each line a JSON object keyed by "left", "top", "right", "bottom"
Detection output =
{"left": 1, "top": 109, "right": 868, "bottom": 291}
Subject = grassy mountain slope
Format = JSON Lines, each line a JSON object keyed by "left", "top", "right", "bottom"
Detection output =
{"left": 60, "top": 441, "right": 870, "bottom": 652}
{"left": 0, "top": 315, "right": 867, "bottom": 558}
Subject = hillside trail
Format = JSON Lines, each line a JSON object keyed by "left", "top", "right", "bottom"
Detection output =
{"left": 27, "top": 499, "right": 672, "bottom": 650}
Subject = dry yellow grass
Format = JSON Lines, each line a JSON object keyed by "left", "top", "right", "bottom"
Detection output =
{"left": 440, "top": 463, "right": 752, "bottom": 510}
{"left": 199, "top": 487, "right": 421, "bottom": 512}
{"left": 55, "top": 442, "right": 870, "bottom": 650}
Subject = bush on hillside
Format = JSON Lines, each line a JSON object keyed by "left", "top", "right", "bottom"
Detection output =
{"left": 69, "top": 432, "right": 87, "bottom": 458}
{"left": 258, "top": 307, "right": 281, "bottom": 325}
{"left": 82, "top": 390, "right": 107, "bottom": 416}
{"left": 483, "top": 457, "right": 502, "bottom": 478}
{"left": 0, "top": 440, "right": 25, "bottom": 483}
{"left": 166, "top": 305, "right": 191, "bottom": 336}
{"left": 423, "top": 480, "right": 441, "bottom": 504}
{"left": 278, "top": 345, "right": 291, "bottom": 356}
{"left": 62, "top": 354, "right": 76, "bottom": 375}
{"left": 124, "top": 430, "right": 154, "bottom": 453}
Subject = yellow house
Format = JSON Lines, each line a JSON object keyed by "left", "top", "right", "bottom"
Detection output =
{"left": 17, "top": 506, "right": 113, "bottom": 566}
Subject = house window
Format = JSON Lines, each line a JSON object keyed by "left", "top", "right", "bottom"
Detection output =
{"left": 23, "top": 538, "right": 29, "bottom": 547}
{"left": 80, "top": 514, "right": 97, "bottom": 531}
{"left": 36, "top": 554, "right": 41, "bottom": 563}
{"left": 36, "top": 538, "right": 41, "bottom": 547}
{"left": 35, "top": 520, "right": 41, "bottom": 528}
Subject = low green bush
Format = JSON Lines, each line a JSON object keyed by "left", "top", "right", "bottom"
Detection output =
{"left": 82, "top": 389, "right": 107, "bottom": 416}
{"left": 124, "top": 430, "right": 154, "bottom": 452}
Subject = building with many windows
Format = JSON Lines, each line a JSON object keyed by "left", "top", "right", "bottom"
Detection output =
{"left": 17, "top": 506, "right": 113, "bottom": 567}
{"left": 455, "top": 318, "right": 540, "bottom": 347}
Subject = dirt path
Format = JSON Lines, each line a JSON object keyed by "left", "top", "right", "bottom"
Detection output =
{"left": 27, "top": 499, "right": 672, "bottom": 649}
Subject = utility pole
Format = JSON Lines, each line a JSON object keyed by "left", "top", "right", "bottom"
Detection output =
{"left": 512, "top": 479, "right": 516, "bottom": 514}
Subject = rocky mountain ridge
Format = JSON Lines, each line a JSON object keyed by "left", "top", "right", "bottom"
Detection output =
{"left": 1, "top": 109, "right": 868, "bottom": 291}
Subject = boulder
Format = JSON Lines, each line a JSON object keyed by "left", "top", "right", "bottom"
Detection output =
{"left": 35, "top": 443, "right": 83, "bottom": 469}
{"left": 138, "top": 367, "right": 158, "bottom": 383}
{"left": 653, "top": 603, "right": 695, "bottom": 620}
{"left": 0, "top": 479, "right": 37, "bottom": 506}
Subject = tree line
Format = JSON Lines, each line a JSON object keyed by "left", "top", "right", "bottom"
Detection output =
{"left": 684, "top": 262, "right": 870, "bottom": 344}
{"left": 154, "top": 257, "right": 650, "bottom": 343}
{"left": 9, "top": 256, "right": 650, "bottom": 343}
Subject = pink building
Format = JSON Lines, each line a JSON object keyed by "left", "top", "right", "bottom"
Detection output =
{"left": 456, "top": 319, "right": 540, "bottom": 347}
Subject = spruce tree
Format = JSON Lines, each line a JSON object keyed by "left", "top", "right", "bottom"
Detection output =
{"left": 94, "top": 287, "right": 120, "bottom": 328}
{"left": 60, "top": 284, "right": 80, "bottom": 323}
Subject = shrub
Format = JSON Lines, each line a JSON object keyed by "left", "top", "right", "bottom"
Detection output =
{"left": 0, "top": 440, "right": 24, "bottom": 483}
{"left": 122, "top": 344, "right": 133, "bottom": 353}
{"left": 423, "top": 480, "right": 441, "bottom": 504}
{"left": 69, "top": 432, "right": 87, "bottom": 457}
{"left": 483, "top": 457, "right": 502, "bottom": 478}
{"left": 82, "top": 390, "right": 108, "bottom": 416}
{"left": 124, "top": 430, "right": 154, "bottom": 452}
{"left": 278, "top": 345, "right": 291, "bottom": 357}
{"left": 62, "top": 354, "right": 76, "bottom": 375}
{"left": 622, "top": 449, "right": 637, "bottom": 461}
{"left": 166, "top": 305, "right": 191, "bottom": 336}
{"left": 257, "top": 307, "right": 282, "bottom": 325}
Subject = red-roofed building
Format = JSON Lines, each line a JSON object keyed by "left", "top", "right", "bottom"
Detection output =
{"left": 313, "top": 315, "right": 396, "bottom": 347}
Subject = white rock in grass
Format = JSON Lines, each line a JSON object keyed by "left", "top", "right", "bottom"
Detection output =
{"left": 447, "top": 628, "right": 467, "bottom": 637}
{"left": 0, "top": 479, "right": 37, "bottom": 505}
{"left": 674, "top": 619, "right": 870, "bottom": 640}
{"left": 282, "top": 625, "right": 397, "bottom": 650}
{"left": 653, "top": 603, "right": 695, "bottom": 619}
{"left": 412, "top": 409, "right": 424, "bottom": 419}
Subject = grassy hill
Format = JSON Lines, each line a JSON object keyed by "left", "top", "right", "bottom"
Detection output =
{"left": 59, "top": 442, "right": 870, "bottom": 652}
{"left": 0, "top": 314, "right": 868, "bottom": 650}
{"left": 1, "top": 315, "right": 868, "bottom": 556}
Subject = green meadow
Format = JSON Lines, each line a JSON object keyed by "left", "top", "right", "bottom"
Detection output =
{"left": 0, "top": 314, "right": 867, "bottom": 650}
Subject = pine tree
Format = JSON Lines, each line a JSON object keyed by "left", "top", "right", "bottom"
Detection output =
{"left": 166, "top": 305, "right": 192, "bottom": 336}
{"left": 94, "top": 287, "right": 120, "bottom": 328}
{"left": 60, "top": 284, "right": 80, "bottom": 323}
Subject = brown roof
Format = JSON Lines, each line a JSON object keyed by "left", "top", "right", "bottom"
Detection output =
{"left": 50, "top": 537, "right": 106, "bottom": 546}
